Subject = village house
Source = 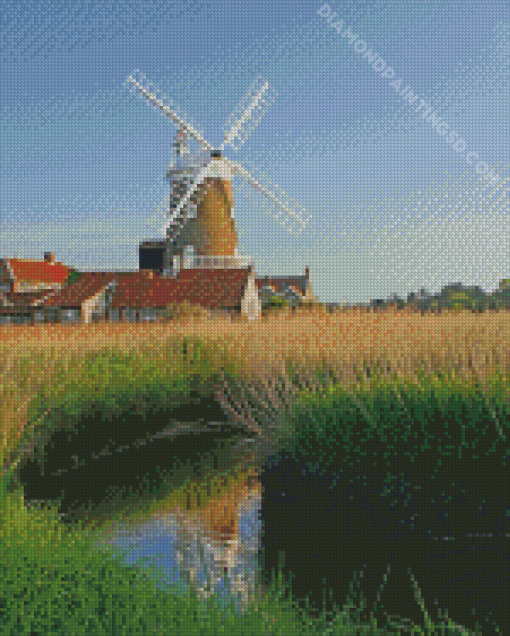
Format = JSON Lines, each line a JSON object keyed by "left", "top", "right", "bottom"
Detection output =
{"left": 107, "top": 270, "right": 193, "bottom": 323}
{"left": 109, "top": 266, "right": 262, "bottom": 323}
{"left": 0, "top": 252, "right": 71, "bottom": 324}
{"left": 0, "top": 272, "right": 116, "bottom": 325}
{"left": 0, "top": 290, "right": 56, "bottom": 325}
{"left": 0, "top": 248, "right": 309, "bottom": 325}
{"left": 39, "top": 272, "right": 117, "bottom": 324}
{"left": 255, "top": 266, "right": 313, "bottom": 307}
{"left": 0, "top": 252, "right": 70, "bottom": 294}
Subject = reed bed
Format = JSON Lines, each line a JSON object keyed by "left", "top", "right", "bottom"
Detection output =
{"left": 1, "top": 307, "right": 507, "bottom": 461}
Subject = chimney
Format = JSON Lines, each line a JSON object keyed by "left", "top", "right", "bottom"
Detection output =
{"left": 44, "top": 252, "right": 55, "bottom": 264}
{"left": 305, "top": 265, "right": 312, "bottom": 301}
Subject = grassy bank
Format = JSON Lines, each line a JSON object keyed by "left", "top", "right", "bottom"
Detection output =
{"left": 249, "top": 364, "right": 508, "bottom": 634}
{"left": 1, "top": 307, "right": 508, "bottom": 633}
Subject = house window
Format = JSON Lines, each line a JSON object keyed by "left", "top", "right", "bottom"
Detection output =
{"left": 45, "top": 308, "right": 59, "bottom": 323}
{"left": 61, "top": 309, "right": 79, "bottom": 323}
{"left": 12, "top": 314, "right": 30, "bottom": 324}
{"left": 125, "top": 308, "right": 137, "bottom": 323}
{"left": 140, "top": 307, "right": 157, "bottom": 322}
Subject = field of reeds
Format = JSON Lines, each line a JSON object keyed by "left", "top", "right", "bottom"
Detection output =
{"left": 1, "top": 306, "right": 509, "bottom": 634}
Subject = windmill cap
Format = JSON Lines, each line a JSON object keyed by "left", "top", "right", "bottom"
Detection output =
{"left": 211, "top": 150, "right": 222, "bottom": 158}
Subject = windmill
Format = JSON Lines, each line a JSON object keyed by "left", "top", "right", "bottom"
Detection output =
{"left": 126, "top": 71, "right": 311, "bottom": 275}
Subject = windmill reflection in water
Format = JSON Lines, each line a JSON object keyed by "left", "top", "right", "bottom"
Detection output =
{"left": 158, "top": 469, "right": 262, "bottom": 611}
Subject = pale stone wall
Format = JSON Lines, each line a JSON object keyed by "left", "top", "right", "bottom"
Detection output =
{"left": 81, "top": 281, "right": 116, "bottom": 323}
{"left": 241, "top": 271, "right": 262, "bottom": 322}
{"left": 17, "top": 282, "right": 58, "bottom": 292}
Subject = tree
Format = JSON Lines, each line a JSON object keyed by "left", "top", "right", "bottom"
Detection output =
{"left": 66, "top": 270, "right": 84, "bottom": 286}
{"left": 263, "top": 295, "right": 291, "bottom": 313}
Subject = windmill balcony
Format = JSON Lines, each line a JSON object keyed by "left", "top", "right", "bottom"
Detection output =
{"left": 174, "top": 254, "right": 253, "bottom": 270}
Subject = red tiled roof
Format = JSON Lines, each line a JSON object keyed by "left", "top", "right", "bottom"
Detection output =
{"left": 41, "top": 272, "right": 116, "bottom": 307}
{"left": 7, "top": 259, "right": 70, "bottom": 284}
{"left": 111, "top": 275, "right": 193, "bottom": 308}
{"left": 111, "top": 268, "right": 251, "bottom": 309}
{"left": 178, "top": 268, "right": 250, "bottom": 308}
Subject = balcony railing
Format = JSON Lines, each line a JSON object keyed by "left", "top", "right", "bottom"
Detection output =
{"left": 173, "top": 255, "right": 253, "bottom": 270}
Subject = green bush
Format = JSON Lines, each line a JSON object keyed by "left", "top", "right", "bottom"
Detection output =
{"left": 65, "top": 270, "right": 84, "bottom": 286}
{"left": 266, "top": 296, "right": 290, "bottom": 309}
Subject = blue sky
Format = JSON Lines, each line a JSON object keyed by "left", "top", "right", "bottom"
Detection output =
{"left": 1, "top": 0, "right": 508, "bottom": 304}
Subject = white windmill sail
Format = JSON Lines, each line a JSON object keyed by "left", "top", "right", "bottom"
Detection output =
{"left": 226, "top": 159, "right": 311, "bottom": 234}
{"left": 164, "top": 163, "right": 211, "bottom": 235}
{"left": 126, "top": 71, "right": 214, "bottom": 153}
{"left": 220, "top": 76, "right": 276, "bottom": 153}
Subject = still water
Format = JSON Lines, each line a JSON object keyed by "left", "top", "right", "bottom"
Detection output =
{"left": 91, "top": 468, "right": 262, "bottom": 614}
{"left": 84, "top": 446, "right": 509, "bottom": 635}
{"left": 17, "top": 398, "right": 509, "bottom": 634}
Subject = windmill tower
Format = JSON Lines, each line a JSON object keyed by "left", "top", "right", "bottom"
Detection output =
{"left": 166, "top": 144, "right": 238, "bottom": 259}
{"left": 126, "top": 72, "right": 311, "bottom": 276}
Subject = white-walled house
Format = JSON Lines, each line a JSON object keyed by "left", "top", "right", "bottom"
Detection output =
{"left": 255, "top": 266, "right": 313, "bottom": 307}
{"left": 38, "top": 272, "right": 117, "bottom": 323}
{"left": 0, "top": 290, "right": 56, "bottom": 324}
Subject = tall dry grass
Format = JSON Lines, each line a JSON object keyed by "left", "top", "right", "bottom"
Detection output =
{"left": 1, "top": 307, "right": 508, "bottom": 464}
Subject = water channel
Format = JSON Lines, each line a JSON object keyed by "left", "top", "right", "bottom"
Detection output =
{"left": 16, "top": 396, "right": 510, "bottom": 634}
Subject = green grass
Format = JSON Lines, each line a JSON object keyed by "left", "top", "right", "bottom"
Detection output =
{"left": 274, "top": 361, "right": 509, "bottom": 473}
{"left": 0, "top": 483, "right": 487, "bottom": 635}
